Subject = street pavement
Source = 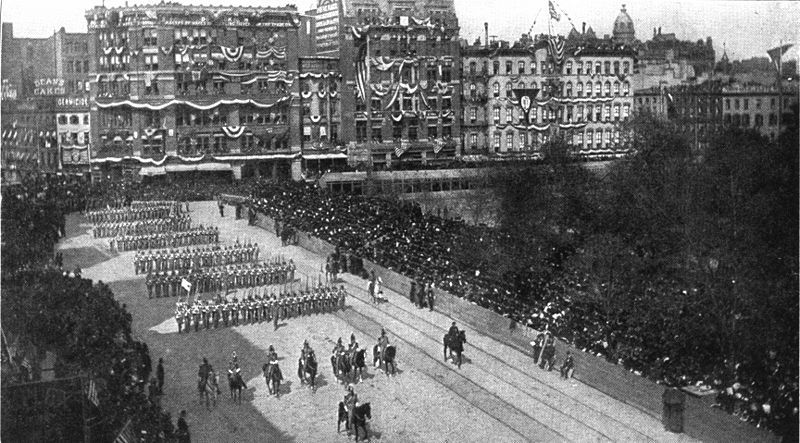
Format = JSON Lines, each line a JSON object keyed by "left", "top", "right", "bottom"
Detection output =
{"left": 57, "top": 201, "right": 697, "bottom": 443}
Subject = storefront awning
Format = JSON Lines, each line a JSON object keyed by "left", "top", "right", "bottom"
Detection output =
{"left": 164, "top": 163, "right": 232, "bottom": 172}
{"left": 302, "top": 153, "right": 348, "bottom": 160}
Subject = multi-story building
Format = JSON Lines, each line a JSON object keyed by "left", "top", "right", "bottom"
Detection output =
{"left": 719, "top": 82, "right": 798, "bottom": 140}
{"left": 1, "top": 24, "right": 87, "bottom": 182}
{"left": 84, "top": 3, "right": 306, "bottom": 181}
{"left": 337, "top": 0, "right": 462, "bottom": 169}
{"left": 298, "top": 56, "right": 346, "bottom": 175}
{"left": 462, "top": 33, "right": 636, "bottom": 160}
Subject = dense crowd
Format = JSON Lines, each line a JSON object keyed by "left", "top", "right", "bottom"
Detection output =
{"left": 245, "top": 179, "right": 798, "bottom": 438}
{"left": 134, "top": 243, "right": 260, "bottom": 274}
{"left": 145, "top": 261, "right": 296, "bottom": 298}
{"left": 1, "top": 177, "right": 175, "bottom": 441}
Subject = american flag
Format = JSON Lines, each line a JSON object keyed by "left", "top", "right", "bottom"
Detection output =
{"left": 87, "top": 378, "right": 99, "bottom": 407}
{"left": 549, "top": 1, "right": 561, "bottom": 21}
{"left": 114, "top": 419, "right": 135, "bottom": 443}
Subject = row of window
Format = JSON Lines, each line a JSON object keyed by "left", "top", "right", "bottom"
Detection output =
{"left": 482, "top": 79, "right": 631, "bottom": 99}
{"left": 57, "top": 114, "right": 90, "bottom": 125}
{"left": 724, "top": 113, "right": 781, "bottom": 127}
{"left": 354, "top": 120, "right": 453, "bottom": 142}
{"left": 355, "top": 97, "right": 453, "bottom": 113}
{"left": 472, "top": 127, "right": 621, "bottom": 151}
{"left": 468, "top": 59, "right": 631, "bottom": 77}
{"left": 64, "top": 59, "right": 90, "bottom": 74}
{"left": 478, "top": 103, "right": 631, "bottom": 124}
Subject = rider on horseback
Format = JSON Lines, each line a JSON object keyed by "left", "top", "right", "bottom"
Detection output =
{"left": 376, "top": 329, "right": 389, "bottom": 370}
{"left": 267, "top": 345, "right": 279, "bottom": 365}
{"left": 344, "top": 384, "right": 358, "bottom": 434}
{"left": 301, "top": 340, "right": 313, "bottom": 360}
{"left": 448, "top": 321, "right": 459, "bottom": 337}
{"left": 332, "top": 337, "right": 345, "bottom": 357}
{"left": 348, "top": 333, "right": 359, "bottom": 354}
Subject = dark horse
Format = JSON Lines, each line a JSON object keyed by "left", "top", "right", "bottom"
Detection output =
{"left": 338, "top": 402, "right": 372, "bottom": 441}
{"left": 263, "top": 362, "right": 283, "bottom": 397}
{"left": 444, "top": 330, "right": 467, "bottom": 369}
{"left": 298, "top": 353, "right": 318, "bottom": 391}
{"left": 379, "top": 345, "right": 397, "bottom": 377}
{"left": 227, "top": 369, "right": 247, "bottom": 404}
{"left": 351, "top": 349, "right": 366, "bottom": 383}
{"left": 331, "top": 352, "right": 351, "bottom": 384}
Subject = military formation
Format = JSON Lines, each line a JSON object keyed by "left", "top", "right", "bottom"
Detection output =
{"left": 93, "top": 216, "right": 192, "bottom": 238}
{"left": 110, "top": 227, "right": 220, "bottom": 252}
{"left": 86, "top": 205, "right": 181, "bottom": 223}
{"left": 146, "top": 261, "right": 296, "bottom": 298}
{"left": 174, "top": 285, "right": 348, "bottom": 332}
{"left": 134, "top": 243, "right": 260, "bottom": 274}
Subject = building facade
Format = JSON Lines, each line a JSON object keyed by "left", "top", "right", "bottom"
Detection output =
{"left": 462, "top": 37, "right": 636, "bottom": 160}
{"left": 338, "top": 1, "right": 462, "bottom": 169}
{"left": 298, "top": 56, "right": 346, "bottom": 176}
{"left": 84, "top": 3, "right": 305, "bottom": 181}
{"left": 1, "top": 25, "right": 88, "bottom": 182}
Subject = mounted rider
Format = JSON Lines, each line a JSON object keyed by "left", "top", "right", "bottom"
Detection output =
{"left": 344, "top": 384, "right": 358, "bottom": 434}
{"left": 376, "top": 328, "right": 390, "bottom": 370}
{"left": 267, "top": 345, "right": 279, "bottom": 365}
{"left": 448, "top": 321, "right": 459, "bottom": 337}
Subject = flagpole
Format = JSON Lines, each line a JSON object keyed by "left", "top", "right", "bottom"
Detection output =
{"left": 777, "top": 40, "right": 783, "bottom": 138}
{"left": 365, "top": 30, "right": 374, "bottom": 196}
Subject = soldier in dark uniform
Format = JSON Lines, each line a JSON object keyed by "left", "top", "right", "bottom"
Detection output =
{"left": 532, "top": 333, "right": 544, "bottom": 364}
{"left": 560, "top": 351, "right": 575, "bottom": 379}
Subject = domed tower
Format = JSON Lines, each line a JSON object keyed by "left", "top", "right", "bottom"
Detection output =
{"left": 612, "top": 4, "right": 635, "bottom": 45}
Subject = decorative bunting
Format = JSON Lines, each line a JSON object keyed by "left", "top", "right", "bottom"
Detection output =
{"left": 433, "top": 138, "right": 444, "bottom": 154}
{"left": 221, "top": 125, "right": 246, "bottom": 138}
{"left": 548, "top": 36, "right": 566, "bottom": 65}
{"left": 160, "top": 45, "right": 174, "bottom": 55}
{"left": 309, "top": 115, "right": 322, "bottom": 123}
{"left": 96, "top": 96, "right": 290, "bottom": 111}
{"left": 220, "top": 45, "right": 244, "bottom": 62}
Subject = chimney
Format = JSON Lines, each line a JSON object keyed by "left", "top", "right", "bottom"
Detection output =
{"left": 484, "top": 22, "right": 489, "bottom": 49}
{"left": 582, "top": 22, "right": 586, "bottom": 34}
{"left": 654, "top": 27, "right": 657, "bottom": 38}
{"left": 658, "top": 27, "right": 662, "bottom": 35}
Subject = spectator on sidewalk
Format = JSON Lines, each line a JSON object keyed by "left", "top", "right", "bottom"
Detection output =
{"left": 156, "top": 358, "right": 165, "bottom": 394}
{"left": 176, "top": 410, "right": 190, "bottom": 443}
{"left": 426, "top": 283, "right": 435, "bottom": 311}
{"left": 560, "top": 352, "right": 575, "bottom": 379}
{"left": 217, "top": 197, "right": 225, "bottom": 217}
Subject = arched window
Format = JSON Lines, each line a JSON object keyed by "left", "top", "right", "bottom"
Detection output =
{"left": 70, "top": 115, "right": 80, "bottom": 125}
{"left": 518, "top": 81, "right": 525, "bottom": 89}
{"left": 623, "top": 81, "right": 630, "bottom": 96}
{"left": 469, "top": 61, "right": 476, "bottom": 74}
{"left": 492, "top": 82, "right": 500, "bottom": 97}
{"left": 586, "top": 82, "right": 593, "bottom": 96}
{"left": 576, "top": 82, "right": 583, "bottom": 96}
{"left": 505, "top": 82, "right": 513, "bottom": 98}
{"left": 622, "top": 61, "right": 630, "bottom": 74}
{"left": 565, "top": 82, "right": 573, "bottom": 97}
{"left": 604, "top": 81, "right": 611, "bottom": 96}
{"left": 613, "top": 81, "right": 620, "bottom": 96}
{"left": 565, "top": 60, "right": 573, "bottom": 75}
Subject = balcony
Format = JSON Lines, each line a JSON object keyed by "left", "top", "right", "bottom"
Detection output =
{"left": 462, "top": 93, "right": 489, "bottom": 104}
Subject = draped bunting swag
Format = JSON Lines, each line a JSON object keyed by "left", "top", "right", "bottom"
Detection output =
{"left": 221, "top": 125, "right": 246, "bottom": 138}
{"left": 96, "top": 96, "right": 290, "bottom": 111}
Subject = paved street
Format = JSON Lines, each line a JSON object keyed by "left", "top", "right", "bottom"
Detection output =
{"left": 58, "top": 201, "right": 696, "bottom": 443}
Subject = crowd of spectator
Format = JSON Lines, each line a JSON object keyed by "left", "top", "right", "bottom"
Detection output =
{"left": 244, "top": 179, "right": 797, "bottom": 438}
{"left": 1, "top": 177, "right": 176, "bottom": 441}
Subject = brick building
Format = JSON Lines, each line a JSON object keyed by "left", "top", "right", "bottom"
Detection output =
{"left": 462, "top": 33, "right": 636, "bottom": 160}
{"left": 1, "top": 25, "right": 89, "bottom": 182}
{"left": 336, "top": 1, "right": 462, "bottom": 169}
{"left": 84, "top": 3, "right": 306, "bottom": 181}
{"left": 298, "top": 56, "right": 346, "bottom": 176}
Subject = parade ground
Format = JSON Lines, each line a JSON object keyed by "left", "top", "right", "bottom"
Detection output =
{"left": 57, "top": 201, "right": 697, "bottom": 443}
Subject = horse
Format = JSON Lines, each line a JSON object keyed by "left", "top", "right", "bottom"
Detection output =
{"left": 298, "top": 353, "right": 318, "bottom": 391}
{"left": 227, "top": 369, "right": 246, "bottom": 404}
{"left": 351, "top": 402, "right": 372, "bottom": 441}
{"left": 444, "top": 330, "right": 467, "bottom": 369}
{"left": 331, "top": 352, "right": 351, "bottom": 384}
{"left": 263, "top": 362, "right": 283, "bottom": 397}
{"left": 350, "top": 349, "right": 366, "bottom": 383}
{"left": 382, "top": 345, "right": 397, "bottom": 376}
{"left": 203, "top": 370, "right": 220, "bottom": 409}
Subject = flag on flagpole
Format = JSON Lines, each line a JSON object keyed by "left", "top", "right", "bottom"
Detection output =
{"left": 114, "top": 418, "right": 135, "bottom": 443}
{"left": 548, "top": 36, "right": 565, "bottom": 65}
{"left": 767, "top": 43, "right": 793, "bottom": 70}
{"left": 86, "top": 378, "right": 100, "bottom": 407}
{"left": 181, "top": 278, "right": 192, "bottom": 293}
{"left": 548, "top": 0, "right": 561, "bottom": 21}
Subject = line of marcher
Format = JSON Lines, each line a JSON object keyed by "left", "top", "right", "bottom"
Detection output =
{"left": 134, "top": 243, "right": 259, "bottom": 274}
{"left": 174, "top": 285, "right": 347, "bottom": 332}
{"left": 110, "top": 228, "right": 220, "bottom": 252}
{"left": 93, "top": 216, "right": 192, "bottom": 238}
{"left": 146, "top": 261, "right": 296, "bottom": 298}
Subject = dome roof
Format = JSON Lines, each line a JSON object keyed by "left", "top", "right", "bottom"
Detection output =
{"left": 613, "top": 4, "right": 635, "bottom": 37}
